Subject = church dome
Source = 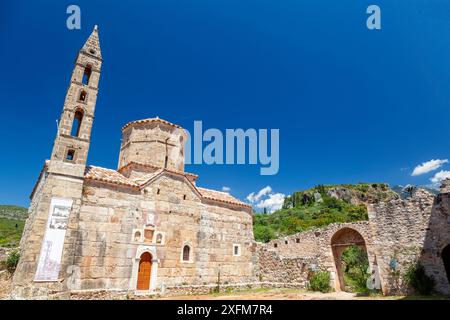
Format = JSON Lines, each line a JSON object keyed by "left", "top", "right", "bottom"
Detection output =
{"left": 121, "top": 117, "right": 183, "bottom": 131}
{"left": 118, "top": 116, "right": 187, "bottom": 173}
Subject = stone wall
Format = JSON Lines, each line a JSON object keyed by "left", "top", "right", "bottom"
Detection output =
{"left": 13, "top": 171, "right": 257, "bottom": 298}
{"left": 367, "top": 188, "right": 435, "bottom": 294}
{"left": 12, "top": 172, "right": 85, "bottom": 299}
{"left": 256, "top": 187, "right": 450, "bottom": 295}
{"left": 257, "top": 222, "right": 375, "bottom": 291}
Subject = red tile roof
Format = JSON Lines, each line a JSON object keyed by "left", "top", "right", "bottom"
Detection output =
{"left": 118, "top": 161, "right": 198, "bottom": 181}
{"left": 197, "top": 187, "right": 252, "bottom": 208}
{"left": 121, "top": 117, "right": 183, "bottom": 131}
{"left": 85, "top": 165, "right": 140, "bottom": 187}
{"left": 84, "top": 165, "right": 251, "bottom": 209}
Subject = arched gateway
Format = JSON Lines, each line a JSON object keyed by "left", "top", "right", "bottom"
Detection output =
{"left": 331, "top": 227, "right": 369, "bottom": 291}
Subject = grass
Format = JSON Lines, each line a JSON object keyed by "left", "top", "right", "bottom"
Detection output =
{"left": 0, "top": 218, "right": 25, "bottom": 247}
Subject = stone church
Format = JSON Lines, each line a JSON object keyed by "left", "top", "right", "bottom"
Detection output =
{"left": 12, "top": 26, "right": 450, "bottom": 299}
{"left": 12, "top": 27, "right": 257, "bottom": 298}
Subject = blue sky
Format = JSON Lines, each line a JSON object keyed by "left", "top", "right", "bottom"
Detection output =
{"left": 1, "top": 0, "right": 450, "bottom": 209}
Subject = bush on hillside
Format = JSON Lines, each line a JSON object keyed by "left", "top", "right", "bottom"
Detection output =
{"left": 6, "top": 249, "right": 20, "bottom": 273}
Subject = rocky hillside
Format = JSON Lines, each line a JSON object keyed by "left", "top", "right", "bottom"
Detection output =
{"left": 283, "top": 183, "right": 399, "bottom": 209}
{"left": 254, "top": 183, "right": 400, "bottom": 243}
{"left": 0, "top": 205, "right": 28, "bottom": 220}
{"left": 391, "top": 185, "right": 439, "bottom": 199}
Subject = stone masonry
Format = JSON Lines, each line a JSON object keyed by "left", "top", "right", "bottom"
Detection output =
{"left": 258, "top": 186, "right": 450, "bottom": 295}
{"left": 11, "top": 26, "right": 450, "bottom": 299}
{"left": 12, "top": 27, "right": 257, "bottom": 299}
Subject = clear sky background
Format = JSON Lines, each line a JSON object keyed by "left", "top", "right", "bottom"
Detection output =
{"left": 1, "top": 0, "right": 450, "bottom": 209}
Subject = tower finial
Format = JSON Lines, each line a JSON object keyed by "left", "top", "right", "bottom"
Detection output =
{"left": 81, "top": 25, "right": 102, "bottom": 59}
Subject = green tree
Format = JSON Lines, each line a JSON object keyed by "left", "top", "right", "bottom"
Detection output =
{"left": 253, "top": 225, "right": 275, "bottom": 243}
{"left": 341, "top": 245, "right": 369, "bottom": 292}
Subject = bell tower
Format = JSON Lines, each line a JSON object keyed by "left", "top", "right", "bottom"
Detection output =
{"left": 48, "top": 25, "right": 102, "bottom": 177}
{"left": 11, "top": 26, "right": 104, "bottom": 297}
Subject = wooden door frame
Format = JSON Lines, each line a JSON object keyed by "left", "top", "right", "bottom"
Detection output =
{"left": 130, "top": 246, "right": 159, "bottom": 292}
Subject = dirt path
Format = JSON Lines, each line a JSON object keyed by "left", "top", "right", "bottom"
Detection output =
{"left": 0, "top": 270, "right": 12, "bottom": 300}
{"left": 154, "top": 288, "right": 390, "bottom": 300}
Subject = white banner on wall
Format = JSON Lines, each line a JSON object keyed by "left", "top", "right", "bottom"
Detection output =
{"left": 34, "top": 197, "right": 73, "bottom": 281}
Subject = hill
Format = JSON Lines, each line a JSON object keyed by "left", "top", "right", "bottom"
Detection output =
{"left": 0, "top": 205, "right": 28, "bottom": 220}
{"left": 253, "top": 183, "right": 399, "bottom": 242}
{"left": 0, "top": 205, "right": 27, "bottom": 248}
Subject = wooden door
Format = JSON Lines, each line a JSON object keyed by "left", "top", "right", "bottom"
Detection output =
{"left": 137, "top": 252, "right": 152, "bottom": 290}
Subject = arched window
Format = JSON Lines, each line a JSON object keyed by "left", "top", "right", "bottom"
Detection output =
{"left": 79, "top": 90, "right": 87, "bottom": 102}
{"left": 134, "top": 231, "right": 141, "bottom": 242}
{"left": 82, "top": 65, "right": 92, "bottom": 85}
{"left": 71, "top": 109, "right": 84, "bottom": 137}
{"left": 182, "top": 245, "right": 191, "bottom": 262}
{"left": 156, "top": 233, "right": 163, "bottom": 244}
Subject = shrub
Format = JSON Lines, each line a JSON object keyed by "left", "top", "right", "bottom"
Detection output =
{"left": 322, "top": 197, "right": 343, "bottom": 211}
{"left": 6, "top": 249, "right": 20, "bottom": 273}
{"left": 253, "top": 225, "right": 275, "bottom": 243}
{"left": 404, "top": 263, "right": 435, "bottom": 295}
{"left": 341, "top": 245, "right": 369, "bottom": 292}
{"left": 308, "top": 271, "right": 331, "bottom": 293}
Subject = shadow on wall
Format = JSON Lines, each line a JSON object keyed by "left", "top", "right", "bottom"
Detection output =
{"left": 369, "top": 180, "right": 450, "bottom": 295}
{"left": 417, "top": 187, "right": 450, "bottom": 294}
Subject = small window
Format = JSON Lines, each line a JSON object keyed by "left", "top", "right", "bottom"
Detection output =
{"left": 66, "top": 149, "right": 75, "bottom": 161}
{"left": 182, "top": 245, "right": 191, "bottom": 262}
{"left": 79, "top": 90, "right": 87, "bottom": 102}
{"left": 156, "top": 233, "right": 163, "bottom": 244}
{"left": 274, "top": 243, "right": 278, "bottom": 248}
{"left": 285, "top": 240, "right": 288, "bottom": 245}
{"left": 183, "top": 195, "right": 187, "bottom": 200}
{"left": 89, "top": 49, "right": 96, "bottom": 55}
{"left": 296, "top": 238, "right": 300, "bottom": 243}
{"left": 134, "top": 231, "right": 141, "bottom": 242}
{"left": 157, "top": 188, "right": 160, "bottom": 195}
{"left": 233, "top": 244, "right": 241, "bottom": 257}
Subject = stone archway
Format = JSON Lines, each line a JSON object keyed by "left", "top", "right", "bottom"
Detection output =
{"left": 331, "top": 227, "right": 368, "bottom": 291}
{"left": 442, "top": 245, "right": 450, "bottom": 285}
{"left": 137, "top": 252, "right": 152, "bottom": 290}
